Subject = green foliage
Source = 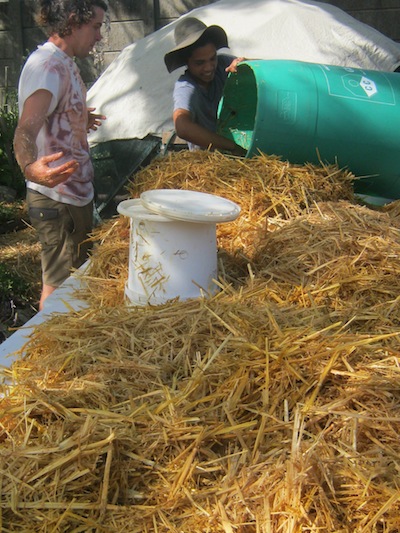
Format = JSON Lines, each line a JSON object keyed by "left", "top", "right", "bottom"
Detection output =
{"left": 0, "top": 89, "right": 25, "bottom": 197}
{"left": 0, "top": 262, "right": 29, "bottom": 303}
{"left": 0, "top": 202, "right": 19, "bottom": 225}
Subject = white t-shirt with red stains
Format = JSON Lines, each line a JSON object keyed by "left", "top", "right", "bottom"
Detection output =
{"left": 18, "top": 41, "right": 94, "bottom": 207}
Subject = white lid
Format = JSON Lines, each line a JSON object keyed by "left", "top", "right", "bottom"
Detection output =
{"left": 140, "top": 189, "right": 241, "bottom": 223}
{"left": 117, "top": 198, "right": 172, "bottom": 222}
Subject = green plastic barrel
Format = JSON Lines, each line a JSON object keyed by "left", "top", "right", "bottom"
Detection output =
{"left": 217, "top": 60, "right": 400, "bottom": 200}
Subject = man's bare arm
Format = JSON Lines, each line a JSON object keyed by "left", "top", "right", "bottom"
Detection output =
{"left": 173, "top": 108, "right": 246, "bottom": 156}
{"left": 14, "top": 89, "right": 79, "bottom": 188}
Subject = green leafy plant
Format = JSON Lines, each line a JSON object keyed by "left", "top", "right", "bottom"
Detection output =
{"left": 0, "top": 88, "right": 25, "bottom": 197}
{"left": 0, "top": 202, "right": 18, "bottom": 224}
{"left": 0, "top": 262, "right": 29, "bottom": 302}
{"left": 0, "top": 201, "right": 26, "bottom": 234}
{"left": 0, "top": 262, "right": 32, "bottom": 340}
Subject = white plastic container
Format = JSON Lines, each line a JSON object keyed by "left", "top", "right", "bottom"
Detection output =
{"left": 117, "top": 190, "right": 240, "bottom": 306}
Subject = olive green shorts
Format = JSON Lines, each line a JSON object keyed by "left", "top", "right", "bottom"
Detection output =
{"left": 27, "top": 189, "right": 93, "bottom": 288}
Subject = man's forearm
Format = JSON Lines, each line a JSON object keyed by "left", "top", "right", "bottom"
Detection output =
{"left": 175, "top": 118, "right": 245, "bottom": 154}
{"left": 13, "top": 126, "right": 38, "bottom": 173}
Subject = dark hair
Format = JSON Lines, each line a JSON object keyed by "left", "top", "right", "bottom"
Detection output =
{"left": 37, "top": 0, "right": 108, "bottom": 37}
{"left": 183, "top": 34, "right": 218, "bottom": 63}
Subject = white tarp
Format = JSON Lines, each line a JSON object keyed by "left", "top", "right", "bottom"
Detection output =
{"left": 87, "top": 0, "right": 400, "bottom": 145}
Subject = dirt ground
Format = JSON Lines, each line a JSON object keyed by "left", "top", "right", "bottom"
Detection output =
{"left": 0, "top": 201, "right": 115, "bottom": 344}
{"left": 0, "top": 205, "right": 41, "bottom": 343}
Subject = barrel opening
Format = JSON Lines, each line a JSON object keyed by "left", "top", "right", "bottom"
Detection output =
{"left": 217, "top": 63, "right": 257, "bottom": 152}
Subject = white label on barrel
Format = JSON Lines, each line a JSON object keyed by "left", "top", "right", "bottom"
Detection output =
{"left": 320, "top": 65, "right": 395, "bottom": 105}
{"left": 360, "top": 77, "right": 378, "bottom": 98}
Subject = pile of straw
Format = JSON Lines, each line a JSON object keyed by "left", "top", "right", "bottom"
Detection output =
{"left": 1, "top": 151, "right": 400, "bottom": 532}
{"left": 0, "top": 226, "right": 41, "bottom": 294}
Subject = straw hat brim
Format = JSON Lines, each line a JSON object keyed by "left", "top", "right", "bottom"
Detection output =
{"left": 164, "top": 25, "right": 228, "bottom": 73}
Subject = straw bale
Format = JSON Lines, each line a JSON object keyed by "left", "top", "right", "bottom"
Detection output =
{"left": 1, "top": 151, "right": 400, "bottom": 532}
{"left": 127, "top": 150, "right": 355, "bottom": 257}
{"left": 0, "top": 226, "right": 41, "bottom": 288}
{"left": 382, "top": 198, "right": 400, "bottom": 225}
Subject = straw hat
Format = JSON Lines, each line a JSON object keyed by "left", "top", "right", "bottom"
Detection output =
{"left": 164, "top": 17, "right": 228, "bottom": 73}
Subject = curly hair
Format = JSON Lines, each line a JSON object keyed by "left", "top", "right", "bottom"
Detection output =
{"left": 37, "top": 0, "right": 108, "bottom": 37}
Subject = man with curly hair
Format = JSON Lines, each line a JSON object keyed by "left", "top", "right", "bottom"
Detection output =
{"left": 13, "top": 0, "right": 107, "bottom": 310}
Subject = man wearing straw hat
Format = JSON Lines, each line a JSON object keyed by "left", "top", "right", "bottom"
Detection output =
{"left": 164, "top": 17, "right": 247, "bottom": 155}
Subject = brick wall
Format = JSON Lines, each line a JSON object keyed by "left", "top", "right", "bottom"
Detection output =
{"left": 0, "top": 0, "right": 399, "bottom": 96}
{"left": 325, "top": 0, "right": 400, "bottom": 42}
